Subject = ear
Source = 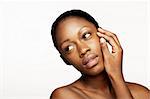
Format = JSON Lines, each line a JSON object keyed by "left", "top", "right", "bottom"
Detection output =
{"left": 60, "top": 54, "right": 71, "bottom": 65}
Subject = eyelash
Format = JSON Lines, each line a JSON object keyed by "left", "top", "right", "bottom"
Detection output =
{"left": 63, "top": 32, "right": 92, "bottom": 54}
{"left": 64, "top": 45, "right": 74, "bottom": 53}
{"left": 82, "top": 32, "right": 91, "bottom": 39}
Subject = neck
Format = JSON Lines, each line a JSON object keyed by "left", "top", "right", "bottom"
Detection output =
{"left": 79, "top": 71, "right": 112, "bottom": 92}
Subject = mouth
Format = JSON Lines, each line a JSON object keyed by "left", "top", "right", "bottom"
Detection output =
{"left": 82, "top": 53, "right": 99, "bottom": 69}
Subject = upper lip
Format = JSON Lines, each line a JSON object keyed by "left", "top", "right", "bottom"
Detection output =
{"left": 82, "top": 53, "right": 98, "bottom": 65}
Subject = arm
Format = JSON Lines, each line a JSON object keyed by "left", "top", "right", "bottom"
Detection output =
{"left": 97, "top": 28, "right": 133, "bottom": 99}
{"left": 108, "top": 73, "right": 134, "bottom": 99}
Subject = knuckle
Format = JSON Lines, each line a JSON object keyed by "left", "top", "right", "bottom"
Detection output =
{"left": 108, "top": 36, "right": 113, "bottom": 41}
{"left": 118, "top": 47, "right": 123, "bottom": 53}
{"left": 111, "top": 33, "right": 117, "bottom": 38}
{"left": 101, "top": 42, "right": 107, "bottom": 47}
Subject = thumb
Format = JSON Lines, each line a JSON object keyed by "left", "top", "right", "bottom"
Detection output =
{"left": 100, "top": 38, "right": 110, "bottom": 59}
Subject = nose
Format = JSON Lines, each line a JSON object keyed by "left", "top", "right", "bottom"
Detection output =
{"left": 78, "top": 42, "right": 90, "bottom": 58}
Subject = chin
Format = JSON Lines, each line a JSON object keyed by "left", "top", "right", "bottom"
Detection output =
{"left": 81, "top": 63, "right": 105, "bottom": 76}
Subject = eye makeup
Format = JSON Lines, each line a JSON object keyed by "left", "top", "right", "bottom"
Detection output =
{"left": 61, "top": 43, "right": 74, "bottom": 54}
{"left": 64, "top": 45, "right": 73, "bottom": 52}
{"left": 82, "top": 32, "right": 92, "bottom": 40}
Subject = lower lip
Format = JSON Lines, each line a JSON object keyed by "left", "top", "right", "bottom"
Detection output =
{"left": 83, "top": 56, "right": 99, "bottom": 69}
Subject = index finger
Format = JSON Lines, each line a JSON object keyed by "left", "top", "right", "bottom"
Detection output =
{"left": 98, "top": 28, "right": 121, "bottom": 46}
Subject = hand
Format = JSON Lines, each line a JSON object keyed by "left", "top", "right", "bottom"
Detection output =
{"left": 97, "top": 28, "right": 134, "bottom": 99}
{"left": 97, "top": 28, "right": 123, "bottom": 78}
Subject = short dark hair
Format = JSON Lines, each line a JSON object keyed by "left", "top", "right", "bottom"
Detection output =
{"left": 51, "top": 9, "right": 99, "bottom": 50}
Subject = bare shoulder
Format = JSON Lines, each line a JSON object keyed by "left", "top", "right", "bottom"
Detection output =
{"left": 50, "top": 85, "right": 84, "bottom": 99}
{"left": 50, "top": 86, "right": 75, "bottom": 99}
{"left": 126, "top": 82, "right": 150, "bottom": 99}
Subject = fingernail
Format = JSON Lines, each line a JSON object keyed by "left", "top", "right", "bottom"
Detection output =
{"left": 100, "top": 37, "right": 106, "bottom": 43}
{"left": 97, "top": 32, "right": 101, "bottom": 36}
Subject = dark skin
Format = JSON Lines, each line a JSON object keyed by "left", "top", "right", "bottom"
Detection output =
{"left": 50, "top": 16, "right": 150, "bottom": 99}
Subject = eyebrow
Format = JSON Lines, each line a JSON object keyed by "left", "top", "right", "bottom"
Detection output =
{"left": 79, "top": 26, "right": 88, "bottom": 33}
{"left": 60, "top": 39, "right": 70, "bottom": 46}
{"left": 60, "top": 26, "right": 88, "bottom": 46}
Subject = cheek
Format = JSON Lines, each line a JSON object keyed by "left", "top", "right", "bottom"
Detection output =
{"left": 88, "top": 36, "right": 101, "bottom": 52}
{"left": 65, "top": 52, "right": 81, "bottom": 66}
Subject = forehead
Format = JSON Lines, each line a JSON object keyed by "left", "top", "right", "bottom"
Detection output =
{"left": 57, "top": 16, "right": 95, "bottom": 32}
{"left": 55, "top": 17, "right": 96, "bottom": 46}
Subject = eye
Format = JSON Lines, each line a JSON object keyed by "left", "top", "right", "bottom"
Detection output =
{"left": 64, "top": 45, "right": 74, "bottom": 53}
{"left": 82, "top": 32, "right": 91, "bottom": 39}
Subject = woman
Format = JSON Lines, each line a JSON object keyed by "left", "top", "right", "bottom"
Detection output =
{"left": 50, "top": 9, "right": 149, "bottom": 99}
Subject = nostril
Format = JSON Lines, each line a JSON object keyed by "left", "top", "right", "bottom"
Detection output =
{"left": 80, "top": 52, "right": 85, "bottom": 57}
{"left": 80, "top": 48, "right": 90, "bottom": 58}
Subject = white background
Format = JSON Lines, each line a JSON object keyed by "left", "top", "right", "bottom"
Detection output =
{"left": 0, "top": 0, "right": 150, "bottom": 99}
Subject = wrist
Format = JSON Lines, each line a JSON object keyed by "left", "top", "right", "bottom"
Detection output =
{"left": 108, "top": 72, "right": 125, "bottom": 83}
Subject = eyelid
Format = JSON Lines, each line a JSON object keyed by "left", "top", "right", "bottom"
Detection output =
{"left": 82, "top": 32, "right": 92, "bottom": 39}
{"left": 85, "top": 32, "right": 91, "bottom": 37}
{"left": 63, "top": 44, "right": 74, "bottom": 54}
{"left": 67, "top": 45, "right": 73, "bottom": 51}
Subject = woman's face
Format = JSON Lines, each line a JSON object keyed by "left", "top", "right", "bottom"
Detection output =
{"left": 55, "top": 16, "right": 104, "bottom": 76}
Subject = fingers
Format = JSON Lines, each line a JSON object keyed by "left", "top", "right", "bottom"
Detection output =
{"left": 98, "top": 28, "right": 121, "bottom": 46}
{"left": 97, "top": 28, "right": 121, "bottom": 53}
{"left": 97, "top": 32, "right": 119, "bottom": 53}
{"left": 100, "top": 37, "right": 111, "bottom": 59}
